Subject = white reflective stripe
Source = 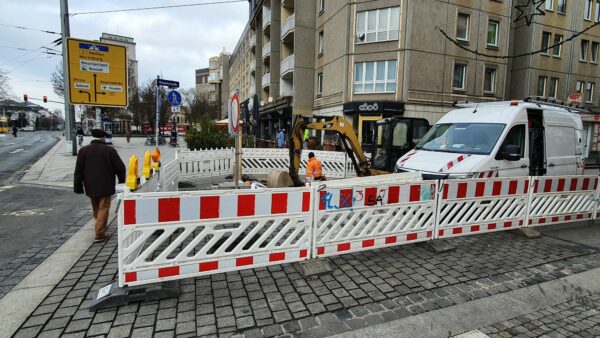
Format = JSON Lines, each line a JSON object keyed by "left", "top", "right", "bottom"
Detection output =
{"left": 254, "top": 254, "right": 268, "bottom": 264}
{"left": 287, "top": 191, "right": 302, "bottom": 214}
{"left": 500, "top": 181, "right": 510, "bottom": 195}
{"left": 220, "top": 195, "right": 237, "bottom": 218}
{"left": 180, "top": 263, "right": 197, "bottom": 275}
{"left": 328, "top": 189, "right": 341, "bottom": 209}
{"left": 483, "top": 181, "right": 494, "bottom": 196}
{"left": 255, "top": 193, "right": 271, "bottom": 216}
{"left": 466, "top": 182, "right": 477, "bottom": 197}
{"left": 137, "top": 269, "right": 158, "bottom": 281}
{"left": 137, "top": 199, "right": 158, "bottom": 224}
{"left": 220, "top": 258, "right": 236, "bottom": 269}
{"left": 180, "top": 196, "right": 199, "bottom": 221}
{"left": 399, "top": 185, "right": 411, "bottom": 203}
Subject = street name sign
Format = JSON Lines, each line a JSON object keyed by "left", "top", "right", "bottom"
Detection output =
{"left": 157, "top": 79, "right": 179, "bottom": 88}
{"left": 66, "top": 38, "right": 128, "bottom": 107}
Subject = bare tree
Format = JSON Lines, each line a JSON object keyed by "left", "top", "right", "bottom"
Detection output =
{"left": 50, "top": 63, "right": 64, "bottom": 98}
{"left": 0, "top": 68, "right": 11, "bottom": 100}
{"left": 181, "top": 87, "right": 219, "bottom": 126}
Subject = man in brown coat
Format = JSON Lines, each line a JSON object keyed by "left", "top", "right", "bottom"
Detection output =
{"left": 74, "top": 129, "right": 126, "bottom": 241}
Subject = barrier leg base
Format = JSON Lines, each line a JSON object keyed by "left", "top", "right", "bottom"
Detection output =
{"left": 510, "top": 228, "right": 541, "bottom": 239}
{"left": 420, "top": 239, "right": 455, "bottom": 253}
{"left": 87, "top": 280, "right": 180, "bottom": 311}
{"left": 294, "top": 259, "right": 333, "bottom": 278}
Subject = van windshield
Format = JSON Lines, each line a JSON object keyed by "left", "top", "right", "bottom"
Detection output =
{"left": 415, "top": 123, "right": 506, "bottom": 155}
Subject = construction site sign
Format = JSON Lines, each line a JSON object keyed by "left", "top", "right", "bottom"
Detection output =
{"left": 66, "top": 38, "right": 128, "bottom": 107}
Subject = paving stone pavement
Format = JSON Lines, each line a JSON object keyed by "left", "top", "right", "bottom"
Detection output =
{"left": 9, "top": 220, "right": 600, "bottom": 338}
{"left": 0, "top": 209, "right": 89, "bottom": 300}
{"left": 475, "top": 292, "right": 600, "bottom": 338}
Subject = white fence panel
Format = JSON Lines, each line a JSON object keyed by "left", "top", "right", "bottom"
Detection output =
{"left": 118, "top": 187, "right": 312, "bottom": 287}
{"left": 160, "top": 158, "right": 180, "bottom": 192}
{"left": 312, "top": 177, "right": 437, "bottom": 258}
{"left": 178, "top": 148, "right": 233, "bottom": 180}
{"left": 436, "top": 177, "right": 530, "bottom": 239}
{"left": 527, "top": 176, "right": 598, "bottom": 226}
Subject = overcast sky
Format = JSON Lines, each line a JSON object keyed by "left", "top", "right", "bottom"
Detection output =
{"left": 0, "top": 0, "right": 248, "bottom": 114}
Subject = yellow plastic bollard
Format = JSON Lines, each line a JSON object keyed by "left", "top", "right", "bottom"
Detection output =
{"left": 151, "top": 147, "right": 161, "bottom": 172}
{"left": 142, "top": 151, "right": 152, "bottom": 178}
{"left": 125, "top": 155, "right": 139, "bottom": 190}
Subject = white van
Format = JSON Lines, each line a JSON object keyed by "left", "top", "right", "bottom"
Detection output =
{"left": 395, "top": 100, "right": 586, "bottom": 179}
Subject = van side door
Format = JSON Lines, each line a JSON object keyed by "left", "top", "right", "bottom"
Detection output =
{"left": 495, "top": 124, "right": 529, "bottom": 177}
{"left": 545, "top": 123, "right": 577, "bottom": 176}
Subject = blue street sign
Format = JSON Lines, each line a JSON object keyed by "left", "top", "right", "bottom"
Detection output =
{"left": 156, "top": 79, "right": 179, "bottom": 88}
{"left": 167, "top": 91, "right": 182, "bottom": 106}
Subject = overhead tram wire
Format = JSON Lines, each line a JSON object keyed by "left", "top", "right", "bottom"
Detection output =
{"left": 70, "top": 0, "right": 246, "bottom": 16}
{"left": 0, "top": 23, "right": 61, "bottom": 35}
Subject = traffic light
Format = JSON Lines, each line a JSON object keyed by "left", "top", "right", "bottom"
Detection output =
{"left": 43, "top": 96, "right": 47, "bottom": 103}
{"left": 23, "top": 94, "right": 28, "bottom": 102}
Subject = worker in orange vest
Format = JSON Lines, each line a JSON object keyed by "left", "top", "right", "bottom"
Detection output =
{"left": 306, "top": 152, "right": 324, "bottom": 182}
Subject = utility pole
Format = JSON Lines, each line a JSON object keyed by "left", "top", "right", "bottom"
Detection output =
{"left": 156, "top": 75, "right": 160, "bottom": 146}
{"left": 60, "top": 0, "right": 76, "bottom": 155}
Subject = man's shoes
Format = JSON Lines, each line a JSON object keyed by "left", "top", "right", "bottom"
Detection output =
{"left": 94, "top": 236, "right": 108, "bottom": 242}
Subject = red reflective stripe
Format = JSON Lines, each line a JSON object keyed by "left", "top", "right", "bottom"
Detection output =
{"left": 410, "top": 185, "right": 421, "bottom": 202}
{"left": 487, "top": 223, "right": 497, "bottom": 230}
{"left": 534, "top": 180, "right": 539, "bottom": 193}
{"left": 475, "top": 182, "right": 486, "bottom": 197}
{"left": 199, "top": 261, "right": 219, "bottom": 272}
{"left": 406, "top": 233, "right": 418, "bottom": 241}
{"left": 492, "top": 181, "right": 502, "bottom": 196}
{"left": 570, "top": 178, "right": 578, "bottom": 191}
{"left": 552, "top": 217, "right": 559, "bottom": 223}
{"left": 302, "top": 192, "right": 311, "bottom": 212}
{"left": 456, "top": 183, "right": 467, "bottom": 199}
{"left": 269, "top": 252, "right": 285, "bottom": 262}
{"left": 271, "top": 193, "right": 288, "bottom": 214}
{"left": 158, "top": 198, "right": 180, "bottom": 222}
{"left": 519, "top": 220, "right": 524, "bottom": 226}
{"left": 200, "top": 196, "right": 219, "bottom": 219}
{"left": 125, "top": 272, "right": 137, "bottom": 283}
{"left": 238, "top": 195, "right": 255, "bottom": 216}
{"left": 427, "top": 231, "right": 433, "bottom": 238}
{"left": 447, "top": 161, "right": 454, "bottom": 170}
{"left": 388, "top": 186, "right": 400, "bottom": 204}
{"left": 317, "top": 247, "right": 325, "bottom": 255}
{"left": 124, "top": 200, "right": 136, "bottom": 225}
{"left": 385, "top": 236, "right": 397, "bottom": 244}
{"left": 438, "top": 229, "right": 445, "bottom": 236}
{"left": 544, "top": 180, "right": 552, "bottom": 193}
{"left": 452, "top": 227, "right": 463, "bottom": 234}
{"left": 583, "top": 178, "right": 590, "bottom": 191}
{"left": 299, "top": 249, "right": 308, "bottom": 258}
{"left": 236, "top": 256, "right": 253, "bottom": 266}
{"left": 340, "top": 189, "right": 353, "bottom": 209}
{"left": 565, "top": 215, "right": 572, "bottom": 221}
{"left": 159, "top": 266, "right": 179, "bottom": 278}
{"left": 557, "top": 179, "right": 565, "bottom": 192}
{"left": 577, "top": 214, "right": 584, "bottom": 220}
{"left": 364, "top": 188, "right": 377, "bottom": 206}
{"left": 508, "top": 181, "right": 518, "bottom": 195}
{"left": 503, "top": 221, "right": 512, "bottom": 228}
{"left": 362, "top": 239, "right": 375, "bottom": 247}
{"left": 539, "top": 218, "right": 546, "bottom": 224}
{"left": 443, "top": 184, "right": 449, "bottom": 200}
{"left": 319, "top": 191, "right": 327, "bottom": 210}
{"left": 594, "top": 178, "right": 599, "bottom": 190}
{"left": 524, "top": 180, "right": 529, "bottom": 194}
{"left": 338, "top": 243, "right": 351, "bottom": 252}
{"left": 470, "top": 225, "right": 480, "bottom": 232}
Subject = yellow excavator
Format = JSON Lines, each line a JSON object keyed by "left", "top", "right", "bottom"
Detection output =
{"left": 268, "top": 115, "right": 429, "bottom": 187}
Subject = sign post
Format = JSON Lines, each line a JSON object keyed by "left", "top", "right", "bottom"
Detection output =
{"left": 229, "top": 92, "right": 242, "bottom": 189}
{"left": 154, "top": 77, "right": 179, "bottom": 146}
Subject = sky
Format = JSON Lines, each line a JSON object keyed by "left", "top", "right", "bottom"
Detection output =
{"left": 0, "top": 0, "right": 248, "bottom": 115}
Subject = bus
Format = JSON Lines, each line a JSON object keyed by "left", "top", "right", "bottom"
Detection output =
{"left": 0, "top": 116, "right": 8, "bottom": 134}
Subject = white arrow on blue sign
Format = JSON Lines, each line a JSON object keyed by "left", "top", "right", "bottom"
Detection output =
{"left": 167, "top": 91, "right": 182, "bottom": 106}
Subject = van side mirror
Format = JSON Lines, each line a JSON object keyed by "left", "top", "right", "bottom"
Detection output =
{"left": 498, "top": 144, "right": 521, "bottom": 161}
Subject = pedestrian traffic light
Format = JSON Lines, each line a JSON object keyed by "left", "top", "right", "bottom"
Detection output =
{"left": 43, "top": 96, "right": 47, "bottom": 103}
{"left": 23, "top": 94, "right": 28, "bottom": 102}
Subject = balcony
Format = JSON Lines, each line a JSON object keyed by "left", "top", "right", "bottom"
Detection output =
{"left": 249, "top": 32, "right": 256, "bottom": 51}
{"left": 281, "top": 14, "right": 295, "bottom": 41}
{"left": 262, "top": 6, "right": 271, "bottom": 31}
{"left": 249, "top": 58, "right": 256, "bottom": 73}
{"left": 262, "top": 72, "right": 271, "bottom": 88}
{"left": 262, "top": 41, "right": 271, "bottom": 60}
{"left": 208, "top": 69, "right": 222, "bottom": 83}
{"left": 281, "top": 54, "right": 294, "bottom": 79}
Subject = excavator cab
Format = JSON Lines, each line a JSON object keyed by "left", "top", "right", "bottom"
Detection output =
{"left": 370, "top": 117, "right": 430, "bottom": 172}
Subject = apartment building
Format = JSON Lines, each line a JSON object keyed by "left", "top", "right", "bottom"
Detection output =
{"left": 209, "top": 51, "right": 231, "bottom": 119}
{"left": 228, "top": 0, "right": 599, "bottom": 143}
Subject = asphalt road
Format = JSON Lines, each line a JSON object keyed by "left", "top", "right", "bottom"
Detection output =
{"left": 0, "top": 131, "right": 59, "bottom": 185}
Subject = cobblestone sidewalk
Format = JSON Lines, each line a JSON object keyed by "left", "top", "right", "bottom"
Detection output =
{"left": 10, "top": 221, "right": 600, "bottom": 338}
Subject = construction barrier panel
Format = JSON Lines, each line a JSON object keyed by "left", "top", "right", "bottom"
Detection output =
{"left": 160, "top": 157, "right": 180, "bottom": 192}
{"left": 118, "top": 187, "right": 312, "bottom": 287}
{"left": 178, "top": 148, "right": 233, "bottom": 180}
{"left": 526, "top": 175, "right": 598, "bottom": 226}
{"left": 436, "top": 177, "right": 530, "bottom": 239}
{"left": 312, "top": 173, "right": 437, "bottom": 258}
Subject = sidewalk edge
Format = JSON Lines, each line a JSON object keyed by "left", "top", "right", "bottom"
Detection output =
{"left": 20, "top": 137, "right": 64, "bottom": 184}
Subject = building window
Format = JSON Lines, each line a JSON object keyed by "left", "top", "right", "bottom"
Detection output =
{"left": 581, "top": 40, "right": 589, "bottom": 61}
{"left": 355, "top": 7, "right": 400, "bottom": 44}
{"left": 557, "top": 0, "right": 566, "bottom": 13}
{"left": 353, "top": 60, "right": 397, "bottom": 93}
{"left": 541, "top": 31, "right": 551, "bottom": 54}
{"left": 586, "top": 82, "right": 595, "bottom": 102}
{"left": 319, "top": 0, "right": 325, "bottom": 13}
{"left": 596, "top": 0, "right": 600, "bottom": 22}
{"left": 553, "top": 34, "right": 563, "bottom": 56}
{"left": 456, "top": 13, "right": 470, "bottom": 41}
{"left": 576, "top": 80, "right": 585, "bottom": 93}
{"left": 592, "top": 42, "right": 599, "bottom": 63}
{"left": 549, "top": 77, "right": 559, "bottom": 98}
{"left": 537, "top": 76, "right": 547, "bottom": 96}
{"left": 318, "top": 31, "right": 324, "bottom": 55}
{"left": 453, "top": 63, "right": 467, "bottom": 90}
{"left": 584, "top": 0, "right": 593, "bottom": 20}
{"left": 317, "top": 73, "right": 323, "bottom": 96}
{"left": 545, "top": 0, "right": 554, "bottom": 10}
{"left": 483, "top": 67, "right": 496, "bottom": 93}
{"left": 487, "top": 20, "right": 499, "bottom": 47}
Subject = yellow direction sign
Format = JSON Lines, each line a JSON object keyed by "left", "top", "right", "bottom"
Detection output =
{"left": 66, "top": 38, "right": 128, "bottom": 107}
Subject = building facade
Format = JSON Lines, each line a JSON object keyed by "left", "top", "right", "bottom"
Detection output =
{"left": 209, "top": 51, "right": 231, "bottom": 120}
{"left": 227, "top": 0, "right": 600, "bottom": 143}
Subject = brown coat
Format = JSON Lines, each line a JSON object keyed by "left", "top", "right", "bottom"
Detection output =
{"left": 74, "top": 140, "right": 126, "bottom": 197}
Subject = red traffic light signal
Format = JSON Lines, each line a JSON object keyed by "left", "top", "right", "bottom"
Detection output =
{"left": 43, "top": 96, "right": 48, "bottom": 103}
{"left": 23, "top": 94, "right": 28, "bottom": 102}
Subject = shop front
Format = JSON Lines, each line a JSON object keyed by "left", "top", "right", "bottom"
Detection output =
{"left": 343, "top": 101, "right": 405, "bottom": 153}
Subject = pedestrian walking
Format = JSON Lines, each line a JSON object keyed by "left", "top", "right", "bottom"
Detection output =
{"left": 306, "top": 152, "right": 324, "bottom": 182}
{"left": 74, "top": 129, "right": 126, "bottom": 241}
{"left": 125, "top": 129, "right": 131, "bottom": 143}
{"left": 12, "top": 125, "right": 17, "bottom": 137}
{"left": 277, "top": 129, "right": 285, "bottom": 148}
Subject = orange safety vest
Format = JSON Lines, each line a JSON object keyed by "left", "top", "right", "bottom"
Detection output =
{"left": 306, "top": 157, "right": 323, "bottom": 179}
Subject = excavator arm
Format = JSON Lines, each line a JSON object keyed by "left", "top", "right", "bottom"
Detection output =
{"left": 288, "top": 115, "right": 388, "bottom": 185}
